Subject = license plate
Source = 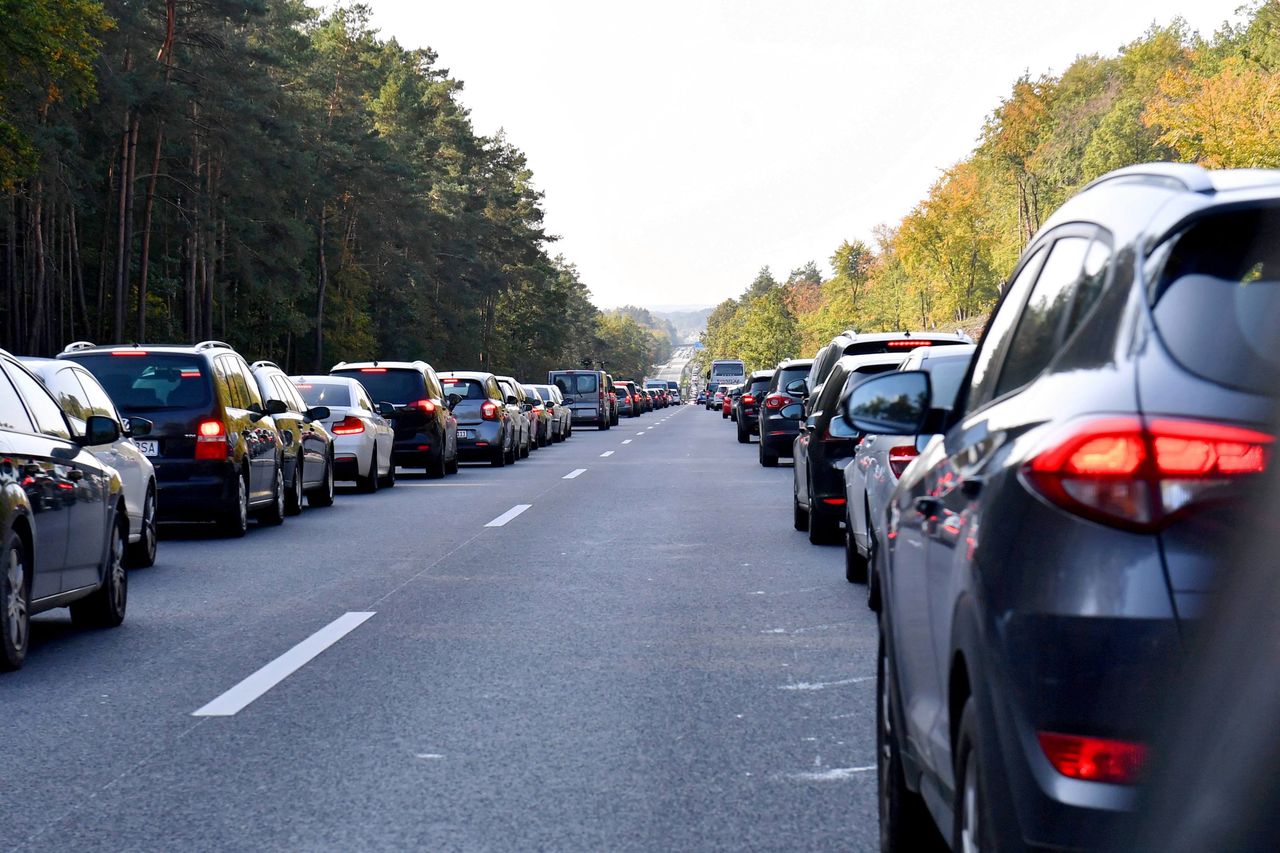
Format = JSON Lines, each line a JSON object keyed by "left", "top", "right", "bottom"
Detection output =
{"left": 457, "top": 429, "right": 474, "bottom": 439}
{"left": 135, "top": 440, "right": 159, "bottom": 457}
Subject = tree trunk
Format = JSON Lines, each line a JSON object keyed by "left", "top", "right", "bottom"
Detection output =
{"left": 314, "top": 207, "right": 328, "bottom": 371}
{"left": 136, "top": 124, "right": 164, "bottom": 341}
{"left": 27, "top": 180, "right": 46, "bottom": 353}
{"left": 69, "top": 203, "right": 90, "bottom": 338}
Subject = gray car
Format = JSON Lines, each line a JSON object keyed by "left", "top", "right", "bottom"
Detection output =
{"left": 441, "top": 371, "right": 518, "bottom": 466}
{"left": 495, "top": 375, "right": 533, "bottom": 458}
{"left": 549, "top": 369, "right": 610, "bottom": 430}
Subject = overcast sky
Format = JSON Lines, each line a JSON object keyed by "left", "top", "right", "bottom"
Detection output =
{"left": 343, "top": 1, "right": 1246, "bottom": 310}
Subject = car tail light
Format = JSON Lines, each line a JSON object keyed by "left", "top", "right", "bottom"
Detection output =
{"left": 413, "top": 399, "right": 437, "bottom": 415}
{"left": 741, "top": 394, "right": 755, "bottom": 405}
{"left": 821, "top": 497, "right": 846, "bottom": 506}
{"left": 194, "top": 419, "right": 227, "bottom": 461}
{"left": 331, "top": 416, "right": 365, "bottom": 435}
{"left": 1022, "top": 416, "right": 1272, "bottom": 531}
{"left": 888, "top": 445, "right": 919, "bottom": 478}
{"left": 887, "top": 340, "right": 932, "bottom": 349}
{"left": 481, "top": 401, "right": 500, "bottom": 420}
{"left": 360, "top": 367, "right": 387, "bottom": 373}
{"left": 180, "top": 371, "right": 201, "bottom": 378}
{"left": 112, "top": 350, "right": 148, "bottom": 356}
{"left": 764, "top": 394, "right": 790, "bottom": 410}
{"left": 1037, "top": 732, "right": 1146, "bottom": 785}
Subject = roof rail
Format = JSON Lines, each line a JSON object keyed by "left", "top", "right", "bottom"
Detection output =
{"left": 194, "top": 340, "right": 233, "bottom": 352}
{"left": 1081, "top": 162, "right": 1214, "bottom": 195}
{"left": 250, "top": 360, "right": 281, "bottom": 371}
{"left": 62, "top": 341, "right": 97, "bottom": 353}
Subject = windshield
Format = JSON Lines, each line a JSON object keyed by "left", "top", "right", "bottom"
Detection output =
{"left": 293, "top": 381, "right": 353, "bottom": 408}
{"left": 68, "top": 353, "right": 213, "bottom": 412}
{"left": 332, "top": 368, "right": 425, "bottom": 403}
{"left": 554, "top": 373, "right": 598, "bottom": 395}
{"left": 443, "top": 379, "right": 488, "bottom": 400}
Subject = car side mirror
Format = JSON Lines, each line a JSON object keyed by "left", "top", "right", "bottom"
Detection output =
{"left": 264, "top": 399, "right": 288, "bottom": 416}
{"left": 306, "top": 406, "right": 330, "bottom": 422}
{"left": 126, "top": 416, "right": 153, "bottom": 438}
{"left": 841, "top": 370, "right": 932, "bottom": 436}
{"left": 522, "top": 403, "right": 533, "bottom": 412}
{"left": 785, "top": 378, "right": 807, "bottom": 395}
{"left": 378, "top": 401, "right": 397, "bottom": 417}
{"left": 779, "top": 403, "right": 805, "bottom": 420}
{"left": 83, "top": 414, "right": 121, "bottom": 446}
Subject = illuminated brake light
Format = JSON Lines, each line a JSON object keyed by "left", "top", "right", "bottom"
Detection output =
{"left": 1022, "top": 416, "right": 1273, "bottom": 531}
{"left": 360, "top": 367, "right": 387, "bottom": 373}
{"left": 1037, "top": 732, "right": 1146, "bottom": 785}
{"left": 764, "top": 394, "right": 789, "bottom": 410}
{"left": 887, "top": 340, "right": 932, "bottom": 349}
{"left": 821, "top": 497, "right": 846, "bottom": 506}
{"left": 112, "top": 350, "right": 148, "bottom": 356}
{"left": 481, "top": 401, "right": 500, "bottom": 421}
{"left": 741, "top": 394, "right": 755, "bottom": 405}
{"left": 414, "top": 399, "right": 437, "bottom": 415}
{"left": 888, "top": 445, "right": 920, "bottom": 478}
{"left": 331, "top": 416, "right": 365, "bottom": 435}
{"left": 195, "top": 419, "right": 227, "bottom": 461}
{"left": 180, "top": 371, "right": 201, "bottom": 378}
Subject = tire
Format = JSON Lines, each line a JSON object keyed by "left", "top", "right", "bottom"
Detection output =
{"left": 219, "top": 472, "right": 250, "bottom": 537}
{"left": 610, "top": 412, "right": 619, "bottom": 427}
{"left": 760, "top": 442, "right": 779, "bottom": 468}
{"left": 737, "top": 420, "right": 749, "bottom": 444}
{"left": 878, "top": 628, "right": 946, "bottom": 852}
{"left": 845, "top": 517, "right": 869, "bottom": 584}
{"left": 427, "top": 444, "right": 448, "bottom": 478}
{"left": 0, "top": 530, "right": 30, "bottom": 671}
{"left": 520, "top": 434, "right": 531, "bottom": 458}
{"left": 793, "top": 494, "right": 809, "bottom": 531}
{"left": 259, "top": 466, "right": 287, "bottom": 526}
{"left": 357, "top": 449, "right": 380, "bottom": 493}
{"left": 308, "top": 456, "right": 336, "bottom": 507}
{"left": 539, "top": 428, "right": 549, "bottom": 449}
{"left": 70, "top": 516, "right": 127, "bottom": 629}
{"left": 808, "top": 503, "right": 840, "bottom": 545}
{"left": 491, "top": 444, "right": 507, "bottom": 467}
{"left": 445, "top": 449, "right": 459, "bottom": 475}
{"left": 124, "top": 485, "right": 157, "bottom": 569}
{"left": 600, "top": 417, "right": 610, "bottom": 431}
{"left": 504, "top": 432, "right": 517, "bottom": 465}
{"left": 380, "top": 455, "right": 398, "bottom": 487}
{"left": 953, "top": 699, "right": 995, "bottom": 853}
{"left": 285, "top": 459, "right": 304, "bottom": 517}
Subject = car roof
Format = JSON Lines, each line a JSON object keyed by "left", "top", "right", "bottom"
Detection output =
{"left": 439, "top": 370, "right": 494, "bottom": 380}
{"left": 332, "top": 360, "right": 430, "bottom": 371}
{"left": 57, "top": 340, "right": 237, "bottom": 357}
{"left": 900, "top": 344, "right": 976, "bottom": 369}
{"left": 290, "top": 374, "right": 360, "bottom": 385}
{"left": 776, "top": 358, "right": 814, "bottom": 368}
{"left": 834, "top": 352, "right": 906, "bottom": 372}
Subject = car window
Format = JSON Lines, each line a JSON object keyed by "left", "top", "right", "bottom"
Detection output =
{"left": 69, "top": 353, "right": 213, "bottom": 411}
{"left": 43, "top": 367, "right": 93, "bottom": 424}
{"left": 295, "top": 380, "right": 353, "bottom": 408}
{"left": 1063, "top": 238, "right": 1112, "bottom": 340}
{"left": 425, "top": 370, "right": 444, "bottom": 400}
{"left": 0, "top": 368, "right": 35, "bottom": 433}
{"left": 924, "top": 356, "right": 974, "bottom": 410}
{"left": 964, "top": 245, "right": 1048, "bottom": 412}
{"left": 74, "top": 369, "right": 123, "bottom": 423}
{"left": 220, "top": 356, "right": 251, "bottom": 409}
{"left": 7, "top": 360, "right": 72, "bottom": 440}
{"left": 994, "top": 236, "right": 1091, "bottom": 398}
{"left": 235, "top": 359, "right": 263, "bottom": 408}
{"left": 333, "top": 368, "right": 425, "bottom": 404}
{"left": 443, "top": 379, "right": 487, "bottom": 400}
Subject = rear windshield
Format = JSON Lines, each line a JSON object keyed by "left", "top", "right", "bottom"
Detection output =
{"left": 443, "top": 379, "right": 488, "bottom": 400}
{"left": 1151, "top": 207, "right": 1280, "bottom": 395}
{"left": 554, "top": 373, "right": 598, "bottom": 395}
{"left": 522, "top": 386, "right": 543, "bottom": 402}
{"left": 68, "top": 353, "right": 212, "bottom": 412}
{"left": 922, "top": 357, "right": 973, "bottom": 409}
{"left": 333, "top": 368, "right": 424, "bottom": 403}
{"left": 775, "top": 365, "right": 810, "bottom": 389}
{"left": 747, "top": 377, "right": 771, "bottom": 394}
{"left": 293, "top": 381, "right": 353, "bottom": 408}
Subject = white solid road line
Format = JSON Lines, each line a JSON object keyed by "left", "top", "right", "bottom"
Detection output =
{"left": 485, "top": 504, "right": 532, "bottom": 527}
{"left": 600, "top": 451, "right": 615, "bottom": 457}
{"left": 192, "top": 611, "right": 375, "bottom": 717}
{"left": 563, "top": 468, "right": 587, "bottom": 479}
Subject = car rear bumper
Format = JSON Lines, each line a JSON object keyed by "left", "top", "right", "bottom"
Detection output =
{"left": 153, "top": 460, "right": 238, "bottom": 520}
{"left": 759, "top": 422, "right": 800, "bottom": 456}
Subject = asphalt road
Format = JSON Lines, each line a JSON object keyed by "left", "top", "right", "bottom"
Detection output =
{"left": 1, "top": 403, "right": 878, "bottom": 852}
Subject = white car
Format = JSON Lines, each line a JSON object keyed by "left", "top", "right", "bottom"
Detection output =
{"left": 20, "top": 357, "right": 159, "bottom": 568}
{"left": 291, "top": 375, "right": 395, "bottom": 492}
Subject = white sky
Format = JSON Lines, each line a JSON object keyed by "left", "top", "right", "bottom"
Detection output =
{"left": 347, "top": 0, "right": 1246, "bottom": 309}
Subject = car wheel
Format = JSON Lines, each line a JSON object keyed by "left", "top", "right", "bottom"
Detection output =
{"left": 845, "top": 517, "right": 869, "bottom": 584}
{"left": 808, "top": 504, "right": 840, "bottom": 545}
{"left": 954, "top": 699, "right": 995, "bottom": 853}
{"left": 446, "top": 449, "right": 459, "bottom": 475}
{"left": 520, "top": 436, "right": 531, "bottom": 458}
{"left": 259, "top": 466, "right": 287, "bottom": 526}
{"left": 219, "top": 472, "right": 250, "bottom": 537}
{"left": 381, "top": 456, "right": 398, "bottom": 487}
{"left": 505, "top": 433, "right": 517, "bottom": 465}
{"left": 427, "top": 446, "right": 447, "bottom": 478}
{"left": 760, "top": 443, "right": 779, "bottom": 468}
{"left": 737, "top": 420, "right": 749, "bottom": 444}
{"left": 285, "top": 460, "right": 304, "bottom": 516}
{"left": 793, "top": 493, "right": 808, "bottom": 532}
{"left": 878, "top": 628, "right": 946, "bottom": 852}
{"left": 357, "top": 449, "right": 380, "bottom": 493}
{"left": 309, "top": 456, "right": 336, "bottom": 507}
{"left": 125, "top": 485, "right": 157, "bottom": 569}
{"left": 70, "top": 516, "right": 127, "bottom": 629}
{"left": 491, "top": 444, "right": 506, "bottom": 467}
{"left": 0, "top": 531, "right": 30, "bottom": 671}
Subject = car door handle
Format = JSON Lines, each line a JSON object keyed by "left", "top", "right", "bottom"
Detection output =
{"left": 960, "top": 477, "right": 984, "bottom": 499}
{"left": 914, "top": 496, "right": 942, "bottom": 516}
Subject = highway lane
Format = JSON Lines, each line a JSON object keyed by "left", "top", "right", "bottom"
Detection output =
{"left": 1, "top": 404, "right": 878, "bottom": 851}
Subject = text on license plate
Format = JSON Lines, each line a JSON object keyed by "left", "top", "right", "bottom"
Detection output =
{"left": 457, "top": 429, "right": 474, "bottom": 439}
{"left": 135, "top": 440, "right": 159, "bottom": 457}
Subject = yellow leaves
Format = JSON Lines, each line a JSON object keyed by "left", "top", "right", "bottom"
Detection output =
{"left": 1144, "top": 56, "right": 1280, "bottom": 168}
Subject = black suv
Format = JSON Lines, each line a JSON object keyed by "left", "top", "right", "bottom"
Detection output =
{"left": 330, "top": 360, "right": 459, "bottom": 478}
{"left": 251, "top": 361, "right": 336, "bottom": 512}
{"left": 62, "top": 341, "right": 288, "bottom": 536}
{"left": 845, "top": 164, "right": 1280, "bottom": 852}
{"left": 758, "top": 358, "right": 812, "bottom": 467}
{"left": 734, "top": 370, "right": 774, "bottom": 443}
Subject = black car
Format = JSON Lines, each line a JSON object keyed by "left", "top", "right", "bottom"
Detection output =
{"left": 849, "top": 163, "right": 1280, "bottom": 851}
{"left": 331, "top": 360, "right": 459, "bottom": 477}
{"left": 792, "top": 353, "right": 902, "bottom": 544}
{"left": 758, "top": 358, "right": 812, "bottom": 467}
{"left": 733, "top": 370, "right": 774, "bottom": 443}
{"left": 0, "top": 350, "right": 129, "bottom": 670}
{"left": 251, "top": 361, "right": 337, "bottom": 511}
{"left": 61, "top": 341, "right": 288, "bottom": 536}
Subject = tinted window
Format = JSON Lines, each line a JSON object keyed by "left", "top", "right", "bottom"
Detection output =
{"left": 294, "top": 381, "right": 353, "bottom": 408}
{"left": 1063, "top": 239, "right": 1112, "bottom": 340}
{"left": 746, "top": 377, "right": 771, "bottom": 395}
{"left": 1151, "top": 207, "right": 1280, "bottom": 395}
{"left": 774, "top": 365, "right": 810, "bottom": 391}
{"left": 554, "top": 373, "right": 598, "bottom": 395}
{"left": 7, "top": 361, "right": 71, "bottom": 439}
{"left": 75, "top": 369, "right": 123, "bottom": 422}
{"left": 995, "top": 236, "right": 1090, "bottom": 397}
{"left": 220, "top": 356, "right": 252, "bottom": 409}
{"left": 0, "top": 369, "right": 34, "bottom": 433}
{"left": 235, "top": 359, "right": 263, "bottom": 408}
{"left": 923, "top": 356, "right": 974, "bottom": 409}
{"left": 70, "top": 353, "right": 213, "bottom": 412}
{"left": 333, "top": 368, "right": 426, "bottom": 404}
{"left": 966, "top": 246, "right": 1047, "bottom": 411}
{"left": 40, "top": 366, "right": 93, "bottom": 423}
{"left": 442, "top": 379, "right": 488, "bottom": 400}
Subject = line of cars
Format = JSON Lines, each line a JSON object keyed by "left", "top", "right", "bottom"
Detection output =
{"left": 0, "top": 340, "right": 590, "bottom": 671}
{"left": 715, "top": 164, "right": 1280, "bottom": 852}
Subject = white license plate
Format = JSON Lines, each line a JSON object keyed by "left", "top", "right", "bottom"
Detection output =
{"left": 458, "top": 430, "right": 474, "bottom": 439}
{"left": 135, "top": 440, "right": 159, "bottom": 457}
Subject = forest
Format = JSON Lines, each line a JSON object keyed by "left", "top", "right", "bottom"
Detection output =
{"left": 0, "top": 0, "right": 668, "bottom": 382}
{"left": 701, "top": 3, "right": 1280, "bottom": 372}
